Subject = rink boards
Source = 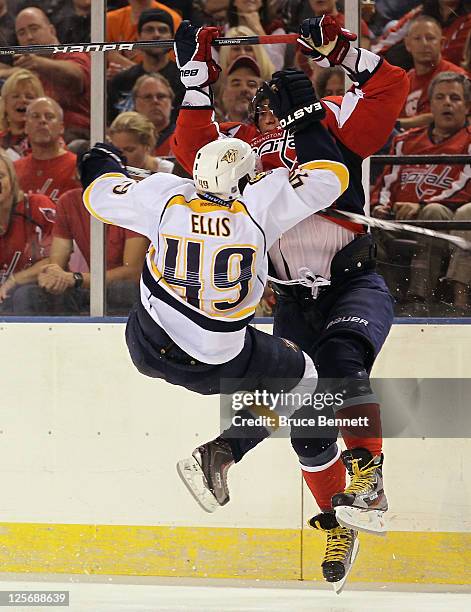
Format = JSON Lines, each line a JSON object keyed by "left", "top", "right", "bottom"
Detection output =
{"left": 0, "top": 321, "right": 469, "bottom": 585}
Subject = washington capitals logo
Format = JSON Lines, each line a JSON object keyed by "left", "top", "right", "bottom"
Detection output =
{"left": 401, "top": 165, "right": 455, "bottom": 200}
{"left": 221, "top": 149, "right": 238, "bottom": 164}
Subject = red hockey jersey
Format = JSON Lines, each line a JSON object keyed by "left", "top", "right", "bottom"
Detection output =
{"left": 0, "top": 194, "right": 56, "bottom": 283}
{"left": 402, "top": 58, "right": 469, "bottom": 117}
{"left": 371, "top": 125, "right": 471, "bottom": 209}
{"left": 173, "top": 57, "right": 409, "bottom": 213}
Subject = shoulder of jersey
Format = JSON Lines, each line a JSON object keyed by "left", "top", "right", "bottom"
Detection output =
{"left": 143, "top": 172, "right": 192, "bottom": 190}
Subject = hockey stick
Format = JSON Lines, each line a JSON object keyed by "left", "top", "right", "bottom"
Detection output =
{"left": 331, "top": 210, "right": 471, "bottom": 251}
{"left": 0, "top": 34, "right": 299, "bottom": 57}
{"left": 123, "top": 167, "right": 471, "bottom": 250}
{"left": 124, "top": 167, "right": 471, "bottom": 250}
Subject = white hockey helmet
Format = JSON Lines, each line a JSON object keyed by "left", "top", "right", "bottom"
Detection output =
{"left": 193, "top": 138, "right": 257, "bottom": 200}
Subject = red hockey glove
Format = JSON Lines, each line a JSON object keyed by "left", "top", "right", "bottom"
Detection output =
{"left": 174, "top": 20, "right": 221, "bottom": 88}
{"left": 297, "top": 16, "right": 357, "bottom": 67}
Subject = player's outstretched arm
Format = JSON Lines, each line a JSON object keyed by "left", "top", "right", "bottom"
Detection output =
{"left": 79, "top": 142, "right": 175, "bottom": 237}
{"left": 172, "top": 21, "right": 223, "bottom": 173}
{"left": 251, "top": 70, "right": 348, "bottom": 246}
{"left": 298, "top": 17, "right": 409, "bottom": 158}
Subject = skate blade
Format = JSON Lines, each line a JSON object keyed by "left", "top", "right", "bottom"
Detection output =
{"left": 335, "top": 505, "right": 387, "bottom": 536}
{"left": 176, "top": 457, "right": 220, "bottom": 513}
{"left": 332, "top": 536, "right": 360, "bottom": 595}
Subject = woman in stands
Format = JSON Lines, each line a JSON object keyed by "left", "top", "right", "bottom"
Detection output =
{"left": 225, "top": 0, "right": 287, "bottom": 70}
{"left": 0, "top": 69, "right": 44, "bottom": 160}
{"left": 218, "top": 25, "right": 275, "bottom": 81}
{"left": 108, "top": 111, "right": 174, "bottom": 174}
{"left": 0, "top": 149, "right": 55, "bottom": 309}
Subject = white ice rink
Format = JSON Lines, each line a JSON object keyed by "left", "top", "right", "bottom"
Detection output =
{"left": 0, "top": 579, "right": 469, "bottom": 612}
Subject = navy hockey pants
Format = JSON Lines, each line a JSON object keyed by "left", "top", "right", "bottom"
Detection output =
{"left": 273, "top": 271, "right": 394, "bottom": 466}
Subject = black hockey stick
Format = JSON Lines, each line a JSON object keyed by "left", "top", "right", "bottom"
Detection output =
{"left": 0, "top": 33, "right": 298, "bottom": 57}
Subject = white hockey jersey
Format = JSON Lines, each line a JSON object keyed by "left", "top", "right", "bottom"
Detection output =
{"left": 83, "top": 161, "right": 348, "bottom": 364}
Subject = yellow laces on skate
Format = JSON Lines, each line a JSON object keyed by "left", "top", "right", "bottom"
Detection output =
{"left": 323, "top": 527, "right": 353, "bottom": 563}
{"left": 344, "top": 458, "right": 378, "bottom": 495}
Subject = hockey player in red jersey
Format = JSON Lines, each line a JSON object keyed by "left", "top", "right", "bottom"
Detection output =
{"left": 172, "top": 16, "right": 409, "bottom": 592}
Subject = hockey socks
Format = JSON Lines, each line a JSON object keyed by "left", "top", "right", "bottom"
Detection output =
{"left": 301, "top": 454, "right": 346, "bottom": 512}
{"left": 337, "top": 401, "right": 383, "bottom": 457}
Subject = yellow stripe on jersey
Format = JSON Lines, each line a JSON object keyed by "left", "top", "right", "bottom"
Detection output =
{"left": 166, "top": 195, "right": 249, "bottom": 215}
{"left": 83, "top": 172, "right": 130, "bottom": 225}
{"left": 299, "top": 160, "right": 349, "bottom": 194}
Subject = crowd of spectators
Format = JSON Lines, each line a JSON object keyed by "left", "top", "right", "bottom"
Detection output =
{"left": 0, "top": 0, "right": 469, "bottom": 317}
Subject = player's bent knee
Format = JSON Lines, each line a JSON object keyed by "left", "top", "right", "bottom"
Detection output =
{"left": 315, "top": 334, "right": 371, "bottom": 379}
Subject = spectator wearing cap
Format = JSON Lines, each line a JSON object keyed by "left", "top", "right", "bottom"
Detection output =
{"left": 219, "top": 55, "right": 263, "bottom": 123}
{"left": 132, "top": 73, "right": 175, "bottom": 156}
{"left": 12, "top": 6, "right": 91, "bottom": 141}
{"left": 399, "top": 15, "right": 469, "bottom": 130}
{"left": 108, "top": 9, "right": 184, "bottom": 123}
{"left": 106, "top": 0, "right": 182, "bottom": 76}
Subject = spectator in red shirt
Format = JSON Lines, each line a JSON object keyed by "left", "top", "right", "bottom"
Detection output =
{"left": 34, "top": 188, "right": 149, "bottom": 315}
{"left": 373, "top": 1, "right": 471, "bottom": 71}
{"left": 0, "top": 149, "right": 55, "bottom": 310}
{"left": 14, "top": 5, "right": 91, "bottom": 141}
{"left": 14, "top": 97, "right": 80, "bottom": 204}
{"left": 400, "top": 15, "right": 469, "bottom": 129}
{"left": 372, "top": 72, "right": 471, "bottom": 312}
{"left": 132, "top": 73, "right": 176, "bottom": 156}
{"left": 0, "top": 69, "right": 44, "bottom": 160}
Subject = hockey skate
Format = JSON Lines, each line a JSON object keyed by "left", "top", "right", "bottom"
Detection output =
{"left": 308, "top": 512, "right": 359, "bottom": 595}
{"left": 176, "top": 438, "right": 235, "bottom": 513}
{"left": 332, "top": 448, "right": 388, "bottom": 535}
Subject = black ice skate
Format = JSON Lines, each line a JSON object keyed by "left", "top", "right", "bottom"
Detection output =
{"left": 176, "top": 438, "right": 235, "bottom": 513}
{"left": 308, "top": 512, "right": 359, "bottom": 595}
{"left": 332, "top": 448, "right": 388, "bottom": 535}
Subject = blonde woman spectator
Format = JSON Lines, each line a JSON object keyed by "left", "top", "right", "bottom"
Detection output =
{"left": 219, "top": 25, "right": 275, "bottom": 82}
{"left": 109, "top": 111, "right": 174, "bottom": 173}
{"left": 226, "top": 0, "right": 287, "bottom": 71}
{"left": 0, "top": 149, "right": 55, "bottom": 310}
{"left": 0, "top": 69, "right": 44, "bottom": 160}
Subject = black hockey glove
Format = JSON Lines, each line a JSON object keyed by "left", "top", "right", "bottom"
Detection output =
{"left": 78, "top": 142, "right": 129, "bottom": 190}
{"left": 263, "top": 69, "right": 325, "bottom": 134}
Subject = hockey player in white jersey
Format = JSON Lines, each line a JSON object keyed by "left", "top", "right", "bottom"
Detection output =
{"left": 79, "top": 67, "right": 349, "bottom": 558}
